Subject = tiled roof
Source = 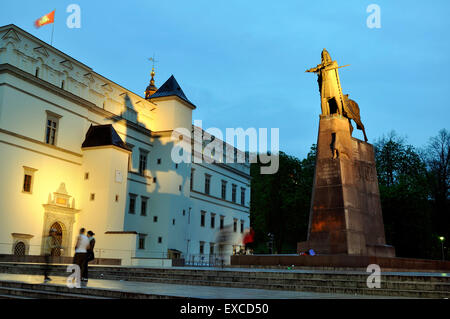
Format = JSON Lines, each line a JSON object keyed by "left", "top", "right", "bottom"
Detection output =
{"left": 81, "top": 124, "right": 130, "bottom": 151}
{"left": 149, "top": 75, "right": 196, "bottom": 108}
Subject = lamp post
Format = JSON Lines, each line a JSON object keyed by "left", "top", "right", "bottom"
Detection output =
{"left": 267, "top": 233, "right": 274, "bottom": 254}
{"left": 439, "top": 236, "right": 445, "bottom": 261}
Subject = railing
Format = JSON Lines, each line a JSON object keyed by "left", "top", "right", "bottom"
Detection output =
{"left": 183, "top": 254, "right": 227, "bottom": 267}
{"left": 0, "top": 242, "right": 171, "bottom": 265}
{"left": 0, "top": 242, "right": 252, "bottom": 267}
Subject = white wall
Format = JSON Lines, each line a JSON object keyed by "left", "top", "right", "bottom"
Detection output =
{"left": 0, "top": 24, "right": 251, "bottom": 266}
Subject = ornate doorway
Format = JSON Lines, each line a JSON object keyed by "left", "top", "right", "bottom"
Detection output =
{"left": 41, "top": 183, "right": 80, "bottom": 257}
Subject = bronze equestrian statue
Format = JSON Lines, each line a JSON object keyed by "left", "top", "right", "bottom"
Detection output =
{"left": 306, "top": 49, "right": 368, "bottom": 142}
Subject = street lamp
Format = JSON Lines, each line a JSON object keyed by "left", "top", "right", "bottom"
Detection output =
{"left": 267, "top": 233, "right": 274, "bottom": 254}
{"left": 439, "top": 236, "right": 445, "bottom": 261}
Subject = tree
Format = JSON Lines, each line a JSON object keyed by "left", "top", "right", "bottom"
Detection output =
{"left": 374, "top": 132, "right": 434, "bottom": 259}
{"left": 250, "top": 146, "right": 316, "bottom": 253}
{"left": 423, "top": 129, "right": 450, "bottom": 258}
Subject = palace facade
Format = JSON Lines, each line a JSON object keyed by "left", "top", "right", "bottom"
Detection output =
{"left": 0, "top": 24, "right": 250, "bottom": 266}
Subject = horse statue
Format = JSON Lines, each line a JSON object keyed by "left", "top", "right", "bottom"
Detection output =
{"left": 343, "top": 95, "right": 368, "bottom": 142}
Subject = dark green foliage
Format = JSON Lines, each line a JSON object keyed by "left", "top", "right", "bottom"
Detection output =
{"left": 250, "top": 130, "right": 449, "bottom": 260}
{"left": 374, "top": 132, "right": 434, "bottom": 259}
{"left": 250, "top": 146, "right": 316, "bottom": 254}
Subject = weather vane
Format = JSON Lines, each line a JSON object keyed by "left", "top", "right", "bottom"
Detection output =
{"left": 148, "top": 54, "right": 158, "bottom": 69}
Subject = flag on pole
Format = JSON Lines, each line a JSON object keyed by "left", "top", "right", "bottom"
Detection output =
{"left": 35, "top": 10, "right": 55, "bottom": 28}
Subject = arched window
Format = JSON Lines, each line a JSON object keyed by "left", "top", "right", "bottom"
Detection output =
{"left": 50, "top": 222, "right": 63, "bottom": 256}
{"left": 35, "top": 67, "right": 40, "bottom": 78}
{"left": 14, "top": 242, "right": 26, "bottom": 256}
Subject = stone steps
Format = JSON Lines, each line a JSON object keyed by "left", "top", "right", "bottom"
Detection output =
{"left": 105, "top": 277, "right": 450, "bottom": 298}
{"left": 0, "top": 263, "right": 448, "bottom": 298}
{"left": 3, "top": 262, "right": 449, "bottom": 282}
{"left": 0, "top": 284, "right": 108, "bottom": 299}
{"left": 0, "top": 292, "right": 33, "bottom": 299}
{"left": 0, "top": 280, "right": 185, "bottom": 299}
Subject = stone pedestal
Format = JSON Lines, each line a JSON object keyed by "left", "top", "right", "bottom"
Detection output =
{"left": 298, "top": 115, "right": 395, "bottom": 257}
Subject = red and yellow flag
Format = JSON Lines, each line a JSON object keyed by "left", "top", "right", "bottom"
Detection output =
{"left": 34, "top": 10, "right": 55, "bottom": 28}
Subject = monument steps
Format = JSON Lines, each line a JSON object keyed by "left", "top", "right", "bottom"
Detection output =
{"left": 0, "top": 280, "right": 186, "bottom": 299}
{"left": 0, "top": 284, "right": 108, "bottom": 299}
{"left": 0, "top": 263, "right": 448, "bottom": 298}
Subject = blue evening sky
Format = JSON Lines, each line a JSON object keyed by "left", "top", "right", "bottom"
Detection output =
{"left": 1, "top": 0, "right": 449, "bottom": 159}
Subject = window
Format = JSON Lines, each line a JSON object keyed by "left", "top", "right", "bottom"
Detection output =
{"left": 179, "top": 185, "right": 182, "bottom": 191}
{"left": 183, "top": 209, "right": 186, "bottom": 216}
{"left": 241, "top": 187, "right": 245, "bottom": 205}
{"left": 84, "top": 172, "right": 89, "bottom": 180}
{"left": 240, "top": 220, "right": 244, "bottom": 233}
{"left": 138, "top": 149, "right": 148, "bottom": 176}
{"left": 221, "top": 180, "right": 227, "bottom": 200}
{"left": 35, "top": 67, "right": 39, "bottom": 77}
{"left": 200, "top": 211, "right": 206, "bottom": 227}
{"left": 129, "top": 194, "right": 137, "bottom": 214}
{"left": 232, "top": 184, "right": 237, "bottom": 203}
{"left": 199, "top": 241, "right": 204, "bottom": 255}
{"left": 153, "top": 216, "right": 158, "bottom": 222}
{"left": 175, "top": 163, "right": 178, "bottom": 169}
{"left": 45, "top": 111, "right": 61, "bottom": 146}
{"left": 153, "top": 177, "right": 157, "bottom": 183}
{"left": 233, "top": 218, "right": 237, "bottom": 232}
{"left": 141, "top": 197, "right": 148, "bottom": 216}
{"left": 125, "top": 143, "right": 134, "bottom": 171}
{"left": 22, "top": 174, "right": 32, "bottom": 193}
{"left": 190, "top": 168, "right": 195, "bottom": 190}
{"left": 14, "top": 242, "right": 26, "bottom": 256}
{"left": 210, "top": 213, "right": 215, "bottom": 228}
{"left": 209, "top": 243, "right": 215, "bottom": 255}
{"left": 205, "top": 174, "right": 211, "bottom": 195}
{"left": 158, "top": 237, "right": 162, "bottom": 244}
{"left": 157, "top": 158, "right": 161, "bottom": 165}
{"left": 138, "top": 234, "right": 146, "bottom": 250}
{"left": 172, "top": 219, "right": 176, "bottom": 225}
{"left": 61, "top": 80, "right": 65, "bottom": 89}
{"left": 115, "top": 195, "right": 119, "bottom": 202}
{"left": 220, "top": 215, "right": 224, "bottom": 230}
{"left": 90, "top": 193, "right": 95, "bottom": 201}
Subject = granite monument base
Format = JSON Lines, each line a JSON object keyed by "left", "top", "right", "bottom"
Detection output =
{"left": 301, "top": 115, "right": 395, "bottom": 257}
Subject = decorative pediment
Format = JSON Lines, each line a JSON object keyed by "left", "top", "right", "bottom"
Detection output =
{"left": 84, "top": 72, "right": 95, "bottom": 83}
{"left": 102, "top": 83, "right": 113, "bottom": 92}
{"left": 1, "top": 28, "right": 20, "bottom": 42}
{"left": 33, "top": 46, "right": 49, "bottom": 57}
{"left": 60, "top": 59, "right": 74, "bottom": 70}
{"left": 46, "top": 182, "right": 75, "bottom": 208}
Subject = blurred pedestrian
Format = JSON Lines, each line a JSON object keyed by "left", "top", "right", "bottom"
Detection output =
{"left": 73, "top": 228, "right": 90, "bottom": 284}
{"left": 215, "top": 225, "right": 233, "bottom": 267}
{"left": 242, "top": 228, "right": 255, "bottom": 254}
{"left": 43, "top": 228, "right": 60, "bottom": 282}
{"left": 85, "top": 231, "right": 96, "bottom": 280}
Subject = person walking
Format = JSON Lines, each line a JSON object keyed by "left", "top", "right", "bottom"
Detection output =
{"left": 243, "top": 228, "right": 255, "bottom": 255}
{"left": 43, "top": 228, "right": 60, "bottom": 282}
{"left": 73, "top": 228, "right": 90, "bottom": 284}
{"left": 84, "top": 231, "right": 96, "bottom": 280}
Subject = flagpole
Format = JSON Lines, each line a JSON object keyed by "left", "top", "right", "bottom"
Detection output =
{"left": 50, "top": 9, "right": 55, "bottom": 46}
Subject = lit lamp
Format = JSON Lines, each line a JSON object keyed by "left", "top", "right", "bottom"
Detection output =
{"left": 439, "top": 236, "right": 445, "bottom": 261}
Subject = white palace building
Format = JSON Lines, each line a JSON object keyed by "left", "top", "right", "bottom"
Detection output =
{"left": 0, "top": 24, "right": 250, "bottom": 266}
